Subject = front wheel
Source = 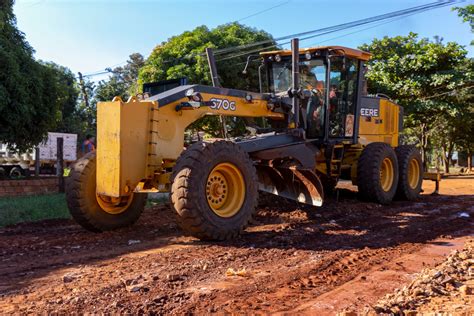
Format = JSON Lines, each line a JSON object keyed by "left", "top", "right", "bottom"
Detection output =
{"left": 170, "top": 141, "right": 258, "bottom": 240}
{"left": 66, "top": 152, "right": 146, "bottom": 232}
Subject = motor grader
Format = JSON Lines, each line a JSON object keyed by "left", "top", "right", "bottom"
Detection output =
{"left": 66, "top": 39, "right": 423, "bottom": 240}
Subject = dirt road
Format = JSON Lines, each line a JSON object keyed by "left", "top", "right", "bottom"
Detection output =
{"left": 0, "top": 176, "right": 473, "bottom": 314}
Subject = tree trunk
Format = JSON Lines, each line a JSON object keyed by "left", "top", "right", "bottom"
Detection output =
{"left": 468, "top": 149, "right": 473, "bottom": 172}
{"left": 420, "top": 123, "right": 429, "bottom": 171}
{"left": 442, "top": 145, "right": 450, "bottom": 174}
{"left": 447, "top": 142, "right": 454, "bottom": 172}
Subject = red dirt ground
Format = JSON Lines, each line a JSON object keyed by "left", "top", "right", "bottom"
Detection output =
{"left": 0, "top": 176, "right": 473, "bottom": 314}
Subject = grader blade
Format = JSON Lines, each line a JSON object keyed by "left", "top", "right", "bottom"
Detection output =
{"left": 256, "top": 165, "right": 323, "bottom": 206}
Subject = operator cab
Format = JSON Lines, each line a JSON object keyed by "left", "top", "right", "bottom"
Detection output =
{"left": 260, "top": 46, "right": 370, "bottom": 142}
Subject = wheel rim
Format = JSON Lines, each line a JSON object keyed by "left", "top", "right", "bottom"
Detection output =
{"left": 206, "top": 162, "right": 245, "bottom": 218}
{"left": 10, "top": 168, "right": 22, "bottom": 179}
{"left": 408, "top": 158, "right": 420, "bottom": 189}
{"left": 96, "top": 193, "right": 133, "bottom": 215}
{"left": 380, "top": 157, "right": 394, "bottom": 192}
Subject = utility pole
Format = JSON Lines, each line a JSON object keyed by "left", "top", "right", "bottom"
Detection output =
{"left": 57, "top": 137, "right": 65, "bottom": 193}
{"left": 78, "top": 72, "right": 90, "bottom": 108}
{"left": 34, "top": 147, "right": 40, "bottom": 177}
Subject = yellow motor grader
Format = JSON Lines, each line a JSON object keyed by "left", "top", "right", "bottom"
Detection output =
{"left": 66, "top": 39, "right": 423, "bottom": 240}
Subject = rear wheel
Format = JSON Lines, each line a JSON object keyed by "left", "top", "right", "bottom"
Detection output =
{"left": 170, "top": 141, "right": 258, "bottom": 240}
{"left": 357, "top": 142, "right": 399, "bottom": 204}
{"left": 9, "top": 166, "right": 23, "bottom": 179}
{"left": 66, "top": 152, "right": 146, "bottom": 232}
{"left": 395, "top": 145, "right": 423, "bottom": 200}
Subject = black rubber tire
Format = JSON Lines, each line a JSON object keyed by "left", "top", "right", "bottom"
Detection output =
{"left": 170, "top": 141, "right": 258, "bottom": 240}
{"left": 357, "top": 142, "right": 399, "bottom": 205}
{"left": 66, "top": 152, "right": 146, "bottom": 232}
{"left": 395, "top": 145, "right": 423, "bottom": 200}
{"left": 9, "top": 166, "right": 23, "bottom": 179}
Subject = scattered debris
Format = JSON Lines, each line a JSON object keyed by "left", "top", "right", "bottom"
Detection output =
{"left": 226, "top": 268, "right": 248, "bottom": 277}
{"left": 166, "top": 274, "right": 183, "bottom": 282}
{"left": 375, "top": 238, "right": 474, "bottom": 314}
{"left": 127, "top": 239, "right": 141, "bottom": 245}
{"left": 62, "top": 273, "right": 80, "bottom": 283}
{"left": 126, "top": 284, "right": 148, "bottom": 293}
{"left": 457, "top": 212, "right": 470, "bottom": 218}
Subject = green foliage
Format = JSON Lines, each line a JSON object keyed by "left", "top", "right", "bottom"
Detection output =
{"left": 139, "top": 22, "right": 275, "bottom": 136}
{"left": 451, "top": 68, "right": 474, "bottom": 157}
{"left": 360, "top": 33, "right": 473, "bottom": 169}
{"left": 94, "top": 53, "right": 145, "bottom": 103}
{"left": 0, "top": 193, "right": 69, "bottom": 227}
{"left": 0, "top": 0, "right": 63, "bottom": 151}
{"left": 76, "top": 78, "right": 97, "bottom": 140}
{"left": 454, "top": 4, "right": 474, "bottom": 45}
{"left": 360, "top": 33, "right": 468, "bottom": 109}
{"left": 94, "top": 76, "right": 128, "bottom": 102}
{"left": 139, "top": 22, "right": 274, "bottom": 90}
{"left": 110, "top": 52, "right": 145, "bottom": 96}
{"left": 41, "top": 61, "right": 80, "bottom": 133}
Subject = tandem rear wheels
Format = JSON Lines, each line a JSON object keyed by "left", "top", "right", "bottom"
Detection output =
{"left": 66, "top": 152, "right": 146, "bottom": 232}
{"left": 357, "top": 142, "right": 422, "bottom": 204}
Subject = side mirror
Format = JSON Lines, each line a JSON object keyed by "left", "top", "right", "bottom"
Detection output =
{"left": 242, "top": 55, "right": 260, "bottom": 75}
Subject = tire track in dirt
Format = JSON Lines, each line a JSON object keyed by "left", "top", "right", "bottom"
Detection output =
{"left": 0, "top": 177, "right": 472, "bottom": 314}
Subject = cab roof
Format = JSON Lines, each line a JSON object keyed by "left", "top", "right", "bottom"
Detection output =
{"left": 260, "top": 46, "right": 371, "bottom": 61}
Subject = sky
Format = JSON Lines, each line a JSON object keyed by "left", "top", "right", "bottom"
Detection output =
{"left": 13, "top": 0, "right": 474, "bottom": 81}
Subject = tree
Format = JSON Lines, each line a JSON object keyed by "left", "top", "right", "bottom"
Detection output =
{"left": 456, "top": 111, "right": 474, "bottom": 171}
{"left": 359, "top": 33, "right": 472, "bottom": 170}
{"left": 139, "top": 22, "right": 276, "bottom": 137}
{"left": 139, "top": 23, "right": 274, "bottom": 91}
{"left": 94, "top": 76, "right": 128, "bottom": 102}
{"left": 41, "top": 62, "right": 80, "bottom": 134}
{"left": 92, "top": 53, "right": 145, "bottom": 104}
{"left": 76, "top": 77, "right": 97, "bottom": 140}
{"left": 451, "top": 64, "right": 474, "bottom": 171}
{"left": 0, "top": 0, "right": 62, "bottom": 151}
{"left": 454, "top": 4, "right": 474, "bottom": 45}
{"left": 109, "top": 53, "right": 145, "bottom": 96}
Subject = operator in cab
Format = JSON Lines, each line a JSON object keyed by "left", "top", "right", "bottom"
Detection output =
{"left": 300, "top": 65, "right": 325, "bottom": 138}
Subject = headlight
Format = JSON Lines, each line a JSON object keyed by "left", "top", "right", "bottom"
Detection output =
{"left": 305, "top": 52, "right": 312, "bottom": 60}
{"left": 275, "top": 54, "right": 281, "bottom": 62}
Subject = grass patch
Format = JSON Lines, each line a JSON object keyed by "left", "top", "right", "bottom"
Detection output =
{"left": 0, "top": 193, "right": 70, "bottom": 227}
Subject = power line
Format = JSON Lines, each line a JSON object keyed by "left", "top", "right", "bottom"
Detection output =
{"left": 217, "top": 16, "right": 401, "bottom": 63}
{"left": 305, "top": 11, "right": 421, "bottom": 47}
{"left": 81, "top": 0, "right": 460, "bottom": 77}
{"left": 211, "top": 0, "right": 459, "bottom": 57}
{"left": 215, "top": 0, "right": 459, "bottom": 63}
{"left": 237, "top": 1, "right": 291, "bottom": 22}
{"left": 80, "top": 1, "right": 292, "bottom": 76}
{"left": 81, "top": 71, "right": 109, "bottom": 78}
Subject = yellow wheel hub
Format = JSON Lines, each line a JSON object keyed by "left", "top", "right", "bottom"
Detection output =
{"left": 206, "top": 162, "right": 245, "bottom": 218}
{"left": 380, "top": 157, "right": 394, "bottom": 192}
{"left": 96, "top": 193, "right": 133, "bottom": 215}
{"left": 408, "top": 158, "right": 420, "bottom": 189}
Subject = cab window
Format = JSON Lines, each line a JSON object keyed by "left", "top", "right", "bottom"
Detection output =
{"left": 328, "top": 57, "right": 359, "bottom": 138}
